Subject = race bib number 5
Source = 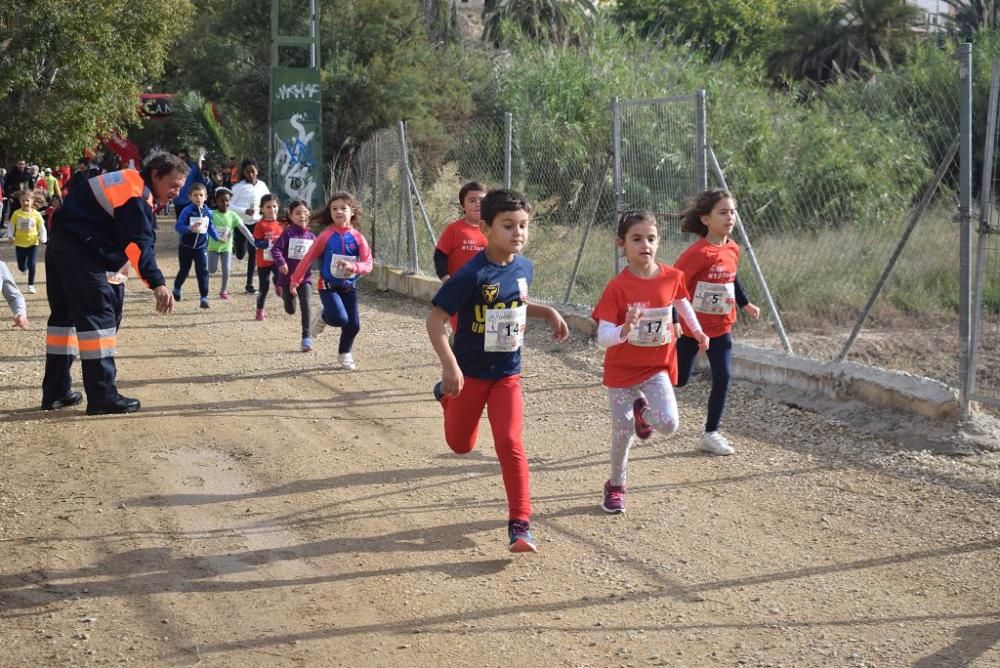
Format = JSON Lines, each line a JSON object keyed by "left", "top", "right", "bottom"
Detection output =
{"left": 693, "top": 281, "right": 735, "bottom": 315}
{"left": 484, "top": 305, "right": 527, "bottom": 352}
{"left": 627, "top": 306, "right": 672, "bottom": 347}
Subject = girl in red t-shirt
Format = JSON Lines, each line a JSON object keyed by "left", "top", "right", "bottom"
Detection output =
{"left": 252, "top": 194, "right": 285, "bottom": 321}
{"left": 591, "top": 210, "right": 708, "bottom": 514}
{"left": 674, "top": 189, "right": 760, "bottom": 456}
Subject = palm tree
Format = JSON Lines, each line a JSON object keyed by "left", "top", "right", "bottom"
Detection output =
{"left": 843, "top": 0, "right": 921, "bottom": 70}
{"left": 940, "top": 0, "right": 1000, "bottom": 39}
{"left": 482, "top": 0, "right": 597, "bottom": 48}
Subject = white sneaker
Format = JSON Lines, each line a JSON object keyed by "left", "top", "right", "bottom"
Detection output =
{"left": 699, "top": 431, "right": 735, "bottom": 456}
{"left": 339, "top": 352, "right": 356, "bottom": 371}
{"left": 310, "top": 313, "right": 326, "bottom": 338}
{"left": 27, "top": 285, "right": 36, "bottom": 294}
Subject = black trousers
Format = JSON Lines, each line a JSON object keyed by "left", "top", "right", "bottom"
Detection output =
{"left": 42, "top": 236, "right": 121, "bottom": 405}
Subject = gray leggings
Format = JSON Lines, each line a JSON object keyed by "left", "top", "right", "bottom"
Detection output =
{"left": 208, "top": 251, "right": 231, "bottom": 293}
{"left": 607, "top": 371, "right": 679, "bottom": 486}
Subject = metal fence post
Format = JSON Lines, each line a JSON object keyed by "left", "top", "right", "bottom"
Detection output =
{"left": 504, "top": 112, "right": 513, "bottom": 189}
{"left": 397, "top": 121, "right": 419, "bottom": 274}
{"left": 708, "top": 146, "right": 794, "bottom": 355}
{"left": 958, "top": 43, "right": 973, "bottom": 414}
{"left": 695, "top": 89, "right": 708, "bottom": 192}
{"left": 612, "top": 96, "right": 623, "bottom": 274}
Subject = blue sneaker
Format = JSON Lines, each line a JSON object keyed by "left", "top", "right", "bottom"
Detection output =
{"left": 507, "top": 519, "right": 538, "bottom": 553}
{"left": 199, "top": 297, "right": 209, "bottom": 309}
{"left": 433, "top": 381, "right": 444, "bottom": 403}
{"left": 172, "top": 287, "right": 182, "bottom": 301}
{"left": 301, "top": 337, "right": 313, "bottom": 352}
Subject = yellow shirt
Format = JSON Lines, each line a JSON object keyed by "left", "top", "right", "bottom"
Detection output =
{"left": 9, "top": 209, "right": 46, "bottom": 247}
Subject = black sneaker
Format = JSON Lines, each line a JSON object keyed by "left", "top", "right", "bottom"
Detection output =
{"left": 433, "top": 381, "right": 444, "bottom": 403}
{"left": 86, "top": 396, "right": 141, "bottom": 416}
{"left": 245, "top": 285, "right": 257, "bottom": 294}
{"left": 41, "top": 391, "right": 83, "bottom": 411}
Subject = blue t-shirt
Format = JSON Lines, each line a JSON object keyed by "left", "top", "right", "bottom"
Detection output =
{"left": 432, "top": 251, "right": 533, "bottom": 381}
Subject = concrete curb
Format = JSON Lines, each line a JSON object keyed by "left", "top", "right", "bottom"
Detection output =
{"left": 363, "top": 264, "right": 961, "bottom": 422}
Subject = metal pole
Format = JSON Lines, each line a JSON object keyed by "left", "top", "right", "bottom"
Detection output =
{"left": 612, "top": 97, "right": 623, "bottom": 274}
{"left": 504, "top": 112, "right": 513, "bottom": 189}
{"left": 969, "top": 60, "right": 1000, "bottom": 401}
{"left": 398, "top": 121, "right": 419, "bottom": 274}
{"left": 370, "top": 133, "right": 379, "bottom": 260}
{"left": 958, "top": 43, "right": 974, "bottom": 413}
{"left": 695, "top": 89, "right": 708, "bottom": 192}
{"left": 406, "top": 161, "right": 438, "bottom": 246}
{"left": 707, "top": 145, "right": 794, "bottom": 355}
{"left": 565, "top": 155, "right": 612, "bottom": 303}
{"left": 836, "top": 137, "right": 959, "bottom": 362}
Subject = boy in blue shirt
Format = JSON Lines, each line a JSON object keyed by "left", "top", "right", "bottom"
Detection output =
{"left": 426, "top": 189, "right": 569, "bottom": 553}
{"left": 172, "top": 183, "right": 219, "bottom": 309}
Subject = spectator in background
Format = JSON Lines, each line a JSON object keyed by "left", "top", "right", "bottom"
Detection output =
{"left": 4, "top": 160, "right": 33, "bottom": 227}
{"left": 29, "top": 165, "right": 45, "bottom": 192}
{"left": 66, "top": 158, "right": 97, "bottom": 195}
{"left": 43, "top": 168, "right": 60, "bottom": 198}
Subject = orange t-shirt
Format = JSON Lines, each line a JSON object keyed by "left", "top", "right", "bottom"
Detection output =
{"left": 673, "top": 238, "right": 740, "bottom": 338}
{"left": 435, "top": 218, "right": 487, "bottom": 277}
{"left": 253, "top": 219, "right": 284, "bottom": 267}
{"left": 591, "top": 263, "right": 690, "bottom": 388}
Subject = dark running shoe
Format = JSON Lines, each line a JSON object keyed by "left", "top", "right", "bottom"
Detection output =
{"left": 507, "top": 519, "right": 538, "bottom": 553}
{"left": 86, "top": 396, "right": 141, "bottom": 416}
{"left": 633, "top": 397, "right": 653, "bottom": 440}
{"left": 601, "top": 480, "right": 626, "bottom": 514}
{"left": 433, "top": 381, "right": 444, "bottom": 403}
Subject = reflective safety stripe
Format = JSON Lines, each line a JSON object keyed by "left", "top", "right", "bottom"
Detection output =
{"left": 88, "top": 170, "right": 149, "bottom": 216}
{"left": 77, "top": 328, "right": 117, "bottom": 359}
{"left": 46, "top": 326, "right": 79, "bottom": 356}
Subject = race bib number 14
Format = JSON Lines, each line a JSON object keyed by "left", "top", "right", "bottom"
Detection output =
{"left": 484, "top": 305, "right": 527, "bottom": 352}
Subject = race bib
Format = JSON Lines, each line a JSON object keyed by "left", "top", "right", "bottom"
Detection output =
{"left": 484, "top": 305, "right": 527, "bottom": 353}
{"left": 693, "top": 281, "right": 735, "bottom": 315}
{"left": 17, "top": 218, "right": 33, "bottom": 232}
{"left": 329, "top": 253, "right": 357, "bottom": 279}
{"left": 189, "top": 216, "right": 209, "bottom": 234}
{"left": 262, "top": 243, "right": 273, "bottom": 262}
{"left": 288, "top": 238, "right": 314, "bottom": 260}
{"left": 627, "top": 306, "right": 672, "bottom": 347}
{"left": 216, "top": 228, "right": 230, "bottom": 242}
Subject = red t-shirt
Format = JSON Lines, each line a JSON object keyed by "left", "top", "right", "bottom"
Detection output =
{"left": 591, "top": 263, "right": 690, "bottom": 388}
{"left": 435, "top": 218, "right": 487, "bottom": 276}
{"left": 673, "top": 238, "right": 740, "bottom": 338}
{"left": 253, "top": 219, "right": 284, "bottom": 267}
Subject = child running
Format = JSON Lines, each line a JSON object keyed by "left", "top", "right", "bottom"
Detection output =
{"left": 172, "top": 183, "right": 219, "bottom": 309}
{"left": 1, "top": 259, "right": 28, "bottom": 329}
{"left": 433, "top": 181, "right": 487, "bottom": 282}
{"left": 252, "top": 194, "right": 284, "bottom": 321}
{"left": 289, "top": 192, "right": 372, "bottom": 370}
{"left": 674, "top": 188, "right": 760, "bottom": 456}
{"left": 270, "top": 200, "right": 315, "bottom": 352}
{"left": 426, "top": 189, "right": 569, "bottom": 553}
{"left": 207, "top": 187, "right": 240, "bottom": 300}
{"left": 591, "top": 210, "right": 709, "bottom": 514}
{"left": 7, "top": 190, "right": 47, "bottom": 293}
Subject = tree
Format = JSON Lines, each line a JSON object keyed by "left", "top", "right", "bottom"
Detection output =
{"left": 0, "top": 0, "right": 194, "bottom": 165}
{"left": 611, "top": 0, "right": 785, "bottom": 61}
{"left": 482, "top": 0, "right": 597, "bottom": 48}
{"left": 940, "top": 0, "right": 1000, "bottom": 39}
{"left": 764, "top": 0, "right": 921, "bottom": 83}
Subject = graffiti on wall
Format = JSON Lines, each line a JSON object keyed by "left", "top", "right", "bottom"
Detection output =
{"left": 270, "top": 68, "right": 323, "bottom": 208}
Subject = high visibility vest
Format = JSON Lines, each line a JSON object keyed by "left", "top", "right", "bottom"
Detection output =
{"left": 87, "top": 170, "right": 153, "bottom": 214}
{"left": 88, "top": 169, "right": 155, "bottom": 284}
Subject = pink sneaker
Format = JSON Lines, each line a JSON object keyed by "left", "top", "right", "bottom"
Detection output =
{"left": 219, "top": 290, "right": 230, "bottom": 300}
{"left": 255, "top": 308, "right": 265, "bottom": 321}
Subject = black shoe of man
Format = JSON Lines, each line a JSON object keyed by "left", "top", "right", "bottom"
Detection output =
{"left": 85, "top": 396, "right": 141, "bottom": 416}
{"left": 41, "top": 391, "right": 83, "bottom": 411}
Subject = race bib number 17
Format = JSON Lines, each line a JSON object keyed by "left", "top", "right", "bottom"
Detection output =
{"left": 484, "top": 305, "right": 527, "bottom": 352}
{"left": 627, "top": 306, "right": 672, "bottom": 347}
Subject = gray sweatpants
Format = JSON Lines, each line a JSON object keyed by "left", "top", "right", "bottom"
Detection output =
{"left": 607, "top": 371, "right": 679, "bottom": 486}
{"left": 208, "top": 251, "right": 231, "bottom": 293}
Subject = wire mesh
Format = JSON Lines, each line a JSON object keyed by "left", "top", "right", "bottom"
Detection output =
{"left": 972, "top": 229, "right": 1000, "bottom": 403}
{"left": 710, "top": 74, "right": 961, "bottom": 383}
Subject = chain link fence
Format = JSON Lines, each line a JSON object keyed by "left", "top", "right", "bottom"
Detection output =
{"left": 348, "top": 56, "right": 978, "bottom": 395}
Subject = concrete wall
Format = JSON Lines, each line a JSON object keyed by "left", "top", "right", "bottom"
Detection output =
{"left": 363, "top": 264, "right": 960, "bottom": 421}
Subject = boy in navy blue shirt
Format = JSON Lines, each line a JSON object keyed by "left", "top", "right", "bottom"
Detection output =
{"left": 427, "top": 189, "right": 569, "bottom": 553}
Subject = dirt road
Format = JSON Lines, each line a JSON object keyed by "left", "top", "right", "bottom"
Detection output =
{"left": 2, "top": 232, "right": 999, "bottom": 667}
